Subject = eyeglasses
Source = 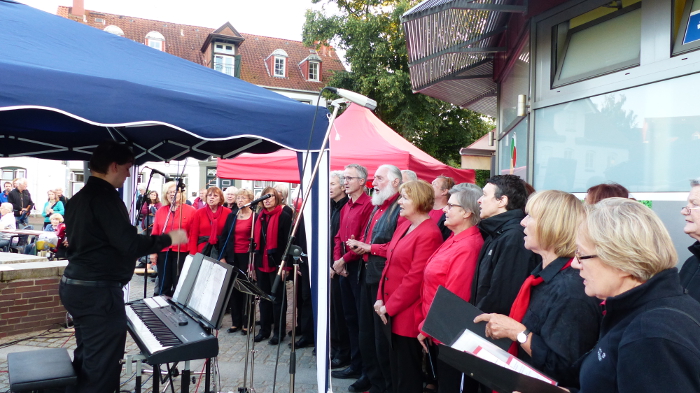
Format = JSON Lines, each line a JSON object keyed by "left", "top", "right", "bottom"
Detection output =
{"left": 445, "top": 203, "right": 464, "bottom": 210}
{"left": 575, "top": 250, "right": 597, "bottom": 264}
{"left": 344, "top": 176, "right": 362, "bottom": 182}
{"left": 681, "top": 205, "right": 700, "bottom": 214}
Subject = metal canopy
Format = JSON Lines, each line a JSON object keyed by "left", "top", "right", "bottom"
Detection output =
{"left": 402, "top": 0, "right": 520, "bottom": 117}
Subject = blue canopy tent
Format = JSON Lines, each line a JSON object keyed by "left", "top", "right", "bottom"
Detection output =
{"left": 0, "top": 1, "right": 332, "bottom": 390}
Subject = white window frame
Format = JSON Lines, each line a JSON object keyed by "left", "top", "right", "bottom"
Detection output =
{"left": 214, "top": 54, "right": 235, "bottom": 76}
{"left": 214, "top": 43, "right": 235, "bottom": 55}
{"left": 308, "top": 61, "right": 319, "bottom": 81}
{"left": 274, "top": 56, "right": 286, "bottom": 77}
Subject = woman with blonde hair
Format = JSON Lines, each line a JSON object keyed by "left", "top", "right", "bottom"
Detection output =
{"left": 572, "top": 198, "right": 700, "bottom": 392}
{"left": 149, "top": 181, "right": 196, "bottom": 296}
{"left": 374, "top": 180, "right": 443, "bottom": 393}
{"left": 475, "top": 190, "right": 600, "bottom": 388}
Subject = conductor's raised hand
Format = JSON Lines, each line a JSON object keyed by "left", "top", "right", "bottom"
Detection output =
{"left": 168, "top": 229, "right": 188, "bottom": 245}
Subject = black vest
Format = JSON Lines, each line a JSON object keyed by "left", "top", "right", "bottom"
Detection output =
{"left": 364, "top": 197, "right": 401, "bottom": 284}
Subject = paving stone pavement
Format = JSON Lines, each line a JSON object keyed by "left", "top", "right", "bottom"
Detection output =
{"left": 0, "top": 273, "right": 355, "bottom": 393}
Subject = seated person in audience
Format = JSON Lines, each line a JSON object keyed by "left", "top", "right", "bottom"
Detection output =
{"left": 0, "top": 202, "right": 16, "bottom": 250}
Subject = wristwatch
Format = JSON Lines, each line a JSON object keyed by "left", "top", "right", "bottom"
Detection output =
{"left": 516, "top": 328, "right": 531, "bottom": 344}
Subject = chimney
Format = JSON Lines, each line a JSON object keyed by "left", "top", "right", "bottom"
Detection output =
{"left": 72, "top": 0, "right": 84, "bottom": 17}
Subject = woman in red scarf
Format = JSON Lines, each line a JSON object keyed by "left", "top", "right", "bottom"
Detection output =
{"left": 474, "top": 191, "right": 600, "bottom": 388}
{"left": 253, "top": 187, "right": 294, "bottom": 345}
{"left": 188, "top": 186, "right": 231, "bottom": 255}
{"left": 150, "top": 181, "right": 196, "bottom": 297}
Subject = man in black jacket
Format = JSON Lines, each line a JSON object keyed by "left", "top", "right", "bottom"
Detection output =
{"left": 329, "top": 171, "right": 351, "bottom": 367}
{"left": 7, "top": 178, "right": 33, "bottom": 225}
{"left": 60, "top": 141, "right": 188, "bottom": 393}
{"left": 472, "top": 174, "right": 539, "bottom": 315}
{"left": 680, "top": 177, "right": 700, "bottom": 302}
{"left": 346, "top": 164, "right": 403, "bottom": 393}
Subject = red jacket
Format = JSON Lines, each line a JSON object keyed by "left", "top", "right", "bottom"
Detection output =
{"left": 418, "top": 225, "right": 484, "bottom": 335}
{"left": 377, "top": 219, "right": 442, "bottom": 337}
{"left": 151, "top": 204, "right": 196, "bottom": 252}
{"left": 188, "top": 206, "right": 231, "bottom": 254}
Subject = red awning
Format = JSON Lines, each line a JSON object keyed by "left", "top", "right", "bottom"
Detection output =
{"left": 217, "top": 104, "right": 475, "bottom": 184}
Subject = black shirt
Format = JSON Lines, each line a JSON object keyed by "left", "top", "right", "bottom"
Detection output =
{"left": 679, "top": 241, "right": 700, "bottom": 303}
{"left": 519, "top": 257, "right": 602, "bottom": 387}
{"left": 64, "top": 176, "right": 171, "bottom": 284}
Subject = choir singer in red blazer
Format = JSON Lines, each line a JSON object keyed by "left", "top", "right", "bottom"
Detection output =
{"left": 375, "top": 180, "right": 443, "bottom": 393}
{"left": 188, "top": 186, "right": 231, "bottom": 255}
{"left": 417, "top": 183, "right": 484, "bottom": 393}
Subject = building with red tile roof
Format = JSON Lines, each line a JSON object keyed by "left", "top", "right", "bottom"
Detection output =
{"left": 56, "top": 3, "right": 346, "bottom": 104}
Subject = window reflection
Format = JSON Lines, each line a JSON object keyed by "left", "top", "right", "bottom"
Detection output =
{"left": 534, "top": 74, "right": 700, "bottom": 192}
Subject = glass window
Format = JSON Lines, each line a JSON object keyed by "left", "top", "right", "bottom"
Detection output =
{"left": 148, "top": 40, "right": 163, "bottom": 51}
{"left": 308, "top": 62, "right": 319, "bottom": 81}
{"left": 214, "top": 55, "right": 235, "bottom": 76}
{"left": 274, "top": 57, "right": 285, "bottom": 77}
{"left": 214, "top": 43, "right": 235, "bottom": 54}
{"left": 145, "top": 31, "right": 165, "bottom": 51}
{"left": 499, "top": 43, "right": 530, "bottom": 128}
{"left": 498, "top": 119, "right": 528, "bottom": 179}
{"left": 534, "top": 73, "right": 700, "bottom": 192}
{"left": 1, "top": 167, "right": 26, "bottom": 181}
{"left": 674, "top": 0, "right": 700, "bottom": 54}
{"left": 553, "top": 2, "right": 641, "bottom": 87}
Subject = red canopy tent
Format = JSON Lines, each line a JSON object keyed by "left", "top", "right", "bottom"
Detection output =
{"left": 217, "top": 104, "right": 475, "bottom": 184}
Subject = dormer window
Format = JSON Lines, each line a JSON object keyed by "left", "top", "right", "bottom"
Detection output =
{"left": 270, "top": 49, "right": 288, "bottom": 78}
{"left": 308, "top": 61, "right": 320, "bottom": 81}
{"left": 104, "top": 25, "right": 124, "bottom": 37}
{"left": 215, "top": 43, "right": 235, "bottom": 54}
{"left": 145, "top": 31, "right": 165, "bottom": 51}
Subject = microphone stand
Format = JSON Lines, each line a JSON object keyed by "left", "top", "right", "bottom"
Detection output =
{"left": 137, "top": 170, "right": 158, "bottom": 299}
{"left": 270, "top": 98, "right": 345, "bottom": 295}
{"left": 240, "top": 201, "right": 261, "bottom": 393}
{"left": 287, "top": 245, "right": 304, "bottom": 393}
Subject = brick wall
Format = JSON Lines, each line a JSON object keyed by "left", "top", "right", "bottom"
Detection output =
{"left": 0, "top": 277, "right": 66, "bottom": 338}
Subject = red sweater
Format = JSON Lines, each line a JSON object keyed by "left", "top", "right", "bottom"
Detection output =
{"left": 151, "top": 204, "right": 196, "bottom": 252}
{"left": 377, "top": 219, "right": 442, "bottom": 337}
{"left": 188, "top": 206, "right": 231, "bottom": 255}
{"left": 418, "top": 225, "right": 483, "bottom": 336}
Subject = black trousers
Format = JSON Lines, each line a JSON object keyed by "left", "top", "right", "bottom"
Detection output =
{"left": 229, "top": 253, "right": 252, "bottom": 328}
{"left": 390, "top": 334, "right": 423, "bottom": 393}
{"left": 330, "top": 274, "right": 350, "bottom": 360}
{"left": 294, "top": 261, "right": 315, "bottom": 342}
{"left": 338, "top": 261, "right": 362, "bottom": 371}
{"left": 257, "top": 269, "right": 287, "bottom": 338}
{"left": 155, "top": 250, "right": 186, "bottom": 297}
{"left": 59, "top": 281, "right": 126, "bottom": 393}
{"left": 359, "top": 272, "right": 392, "bottom": 393}
{"left": 431, "top": 344, "right": 473, "bottom": 393}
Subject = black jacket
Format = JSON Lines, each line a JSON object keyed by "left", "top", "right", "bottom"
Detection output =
{"left": 64, "top": 176, "right": 171, "bottom": 284}
{"left": 7, "top": 188, "right": 33, "bottom": 217}
{"left": 679, "top": 241, "right": 700, "bottom": 303}
{"left": 218, "top": 210, "right": 257, "bottom": 264}
{"left": 471, "top": 209, "right": 540, "bottom": 315}
{"left": 254, "top": 208, "right": 306, "bottom": 269}
{"left": 576, "top": 268, "right": 700, "bottom": 393}
{"left": 519, "top": 257, "right": 601, "bottom": 387}
{"left": 330, "top": 196, "right": 349, "bottom": 263}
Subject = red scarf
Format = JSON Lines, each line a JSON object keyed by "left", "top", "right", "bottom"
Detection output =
{"left": 254, "top": 205, "right": 282, "bottom": 268}
{"left": 507, "top": 258, "right": 573, "bottom": 356}
{"left": 204, "top": 205, "right": 224, "bottom": 244}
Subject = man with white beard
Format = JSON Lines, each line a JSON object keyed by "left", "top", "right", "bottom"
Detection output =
{"left": 347, "top": 164, "right": 405, "bottom": 393}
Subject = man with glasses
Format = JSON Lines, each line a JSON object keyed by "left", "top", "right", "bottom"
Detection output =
{"left": 331, "top": 164, "right": 374, "bottom": 386}
{"left": 680, "top": 177, "right": 700, "bottom": 302}
{"left": 346, "top": 164, "right": 404, "bottom": 393}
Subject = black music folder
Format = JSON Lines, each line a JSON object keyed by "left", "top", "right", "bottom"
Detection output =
{"left": 422, "top": 286, "right": 511, "bottom": 351}
{"left": 439, "top": 345, "right": 565, "bottom": 393}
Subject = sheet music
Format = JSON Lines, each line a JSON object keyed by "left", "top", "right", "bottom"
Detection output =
{"left": 173, "top": 255, "right": 194, "bottom": 302}
{"left": 451, "top": 328, "right": 557, "bottom": 385}
{"left": 188, "top": 260, "right": 227, "bottom": 321}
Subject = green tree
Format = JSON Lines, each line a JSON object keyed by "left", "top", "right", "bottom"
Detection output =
{"left": 303, "top": 0, "right": 494, "bottom": 169}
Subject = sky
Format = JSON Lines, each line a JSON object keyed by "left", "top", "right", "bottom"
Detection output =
{"left": 18, "top": 0, "right": 336, "bottom": 41}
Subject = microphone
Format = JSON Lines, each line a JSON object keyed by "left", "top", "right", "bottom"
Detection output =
{"left": 144, "top": 166, "right": 171, "bottom": 181}
{"left": 326, "top": 87, "right": 377, "bottom": 110}
{"left": 243, "top": 193, "right": 272, "bottom": 208}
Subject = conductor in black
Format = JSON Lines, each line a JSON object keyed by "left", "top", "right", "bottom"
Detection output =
{"left": 60, "top": 141, "right": 188, "bottom": 393}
